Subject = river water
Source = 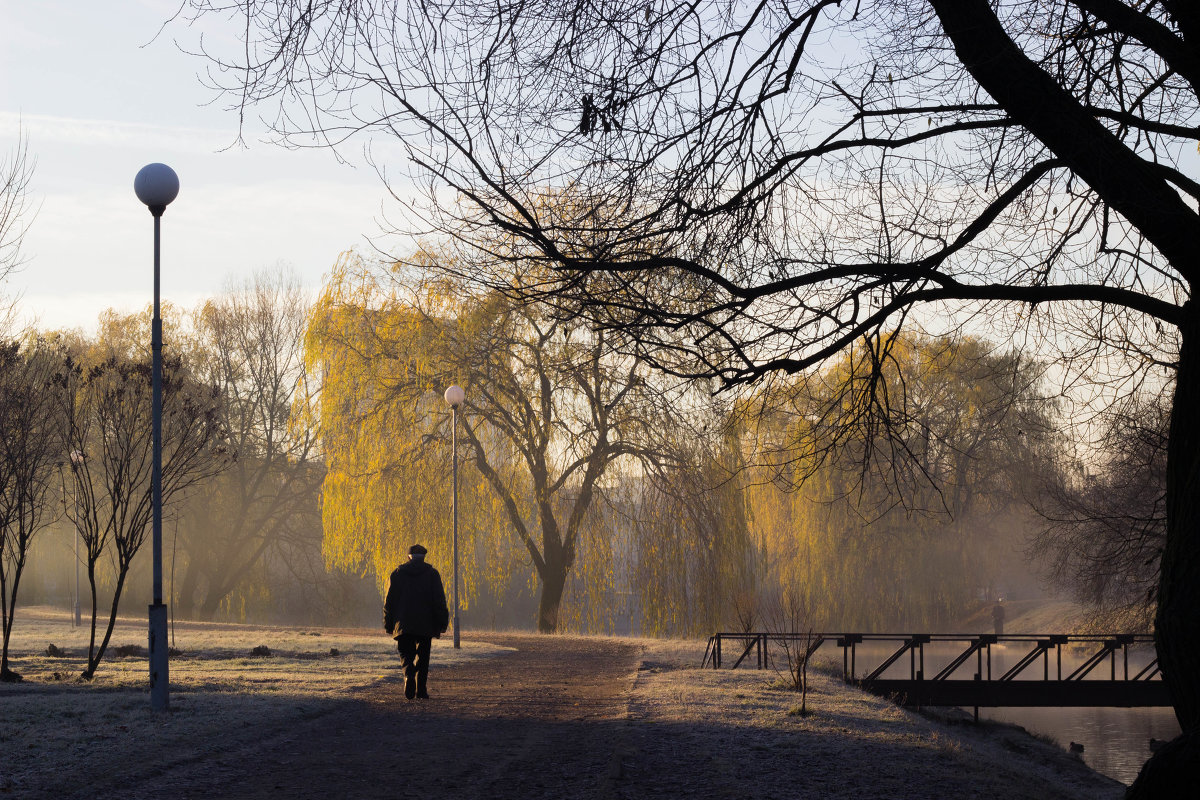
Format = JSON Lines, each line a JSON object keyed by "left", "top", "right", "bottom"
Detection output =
{"left": 825, "top": 639, "right": 1179, "bottom": 786}
{"left": 981, "top": 705, "right": 1179, "bottom": 785}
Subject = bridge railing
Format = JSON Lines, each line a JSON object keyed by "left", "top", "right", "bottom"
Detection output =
{"left": 701, "top": 632, "right": 1166, "bottom": 708}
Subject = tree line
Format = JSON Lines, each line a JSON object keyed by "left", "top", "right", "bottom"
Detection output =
{"left": 0, "top": 270, "right": 346, "bottom": 682}
{"left": 0, "top": 247, "right": 1162, "bottom": 685}
{"left": 308, "top": 250, "right": 1156, "bottom": 639}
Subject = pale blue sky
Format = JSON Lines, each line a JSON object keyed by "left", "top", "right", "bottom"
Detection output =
{"left": 0, "top": 0, "right": 400, "bottom": 331}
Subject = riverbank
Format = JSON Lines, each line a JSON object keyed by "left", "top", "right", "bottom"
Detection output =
{"left": 633, "top": 640, "right": 1124, "bottom": 798}
{"left": 1, "top": 609, "right": 1125, "bottom": 798}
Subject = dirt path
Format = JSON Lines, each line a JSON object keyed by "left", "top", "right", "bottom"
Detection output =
{"left": 113, "top": 634, "right": 643, "bottom": 799}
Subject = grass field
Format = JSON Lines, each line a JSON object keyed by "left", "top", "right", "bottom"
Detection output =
{"left": 0, "top": 606, "right": 510, "bottom": 796}
{"left": 2, "top": 605, "right": 504, "bottom": 692}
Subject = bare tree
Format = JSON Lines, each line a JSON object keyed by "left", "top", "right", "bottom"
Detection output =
{"left": 455, "top": 302, "right": 677, "bottom": 632}
{"left": 1035, "top": 390, "right": 1168, "bottom": 632}
{"left": 177, "top": 1, "right": 1200, "bottom": 784}
{"left": 0, "top": 128, "right": 34, "bottom": 280}
{"left": 64, "top": 351, "right": 227, "bottom": 679}
{"left": 764, "top": 584, "right": 818, "bottom": 716}
{"left": 0, "top": 338, "right": 68, "bottom": 681}
{"left": 174, "top": 269, "right": 322, "bottom": 619}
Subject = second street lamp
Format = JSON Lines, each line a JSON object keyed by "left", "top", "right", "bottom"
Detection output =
{"left": 134, "top": 162, "right": 179, "bottom": 712}
{"left": 444, "top": 384, "right": 465, "bottom": 649}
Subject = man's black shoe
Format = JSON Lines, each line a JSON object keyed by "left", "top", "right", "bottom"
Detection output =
{"left": 404, "top": 676, "right": 416, "bottom": 699}
{"left": 416, "top": 691, "right": 430, "bottom": 699}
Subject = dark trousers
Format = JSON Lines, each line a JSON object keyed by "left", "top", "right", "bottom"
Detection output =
{"left": 396, "top": 634, "right": 432, "bottom": 694}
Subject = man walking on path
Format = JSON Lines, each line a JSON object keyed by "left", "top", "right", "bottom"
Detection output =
{"left": 384, "top": 544, "right": 450, "bottom": 699}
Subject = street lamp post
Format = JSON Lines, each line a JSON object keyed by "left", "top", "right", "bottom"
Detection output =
{"left": 69, "top": 450, "right": 83, "bottom": 627}
{"left": 444, "top": 384, "right": 465, "bottom": 649}
{"left": 134, "top": 162, "right": 179, "bottom": 712}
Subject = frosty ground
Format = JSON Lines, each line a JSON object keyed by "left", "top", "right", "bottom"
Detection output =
{"left": 1, "top": 608, "right": 1123, "bottom": 799}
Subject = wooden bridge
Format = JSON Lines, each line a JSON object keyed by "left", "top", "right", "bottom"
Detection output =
{"left": 701, "top": 632, "right": 1171, "bottom": 708}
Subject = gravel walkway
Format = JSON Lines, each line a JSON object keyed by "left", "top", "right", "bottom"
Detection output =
{"left": 105, "top": 634, "right": 639, "bottom": 799}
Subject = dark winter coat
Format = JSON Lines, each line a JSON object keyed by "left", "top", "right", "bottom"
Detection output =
{"left": 383, "top": 559, "right": 450, "bottom": 639}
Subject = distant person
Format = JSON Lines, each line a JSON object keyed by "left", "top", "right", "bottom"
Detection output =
{"left": 384, "top": 544, "right": 450, "bottom": 699}
{"left": 992, "top": 599, "right": 1006, "bottom": 636}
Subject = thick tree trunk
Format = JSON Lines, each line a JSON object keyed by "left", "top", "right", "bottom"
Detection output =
{"left": 536, "top": 566, "right": 567, "bottom": 633}
{"left": 929, "top": 0, "right": 1200, "bottom": 273}
{"left": 197, "top": 533, "right": 275, "bottom": 620}
{"left": 198, "top": 593, "right": 224, "bottom": 621}
{"left": 1129, "top": 313, "right": 1200, "bottom": 796}
{"left": 1161, "top": 315, "right": 1200, "bottom": 729}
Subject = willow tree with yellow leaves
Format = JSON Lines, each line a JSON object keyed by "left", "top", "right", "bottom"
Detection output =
{"left": 306, "top": 253, "right": 682, "bottom": 632}
{"left": 616, "top": 415, "right": 762, "bottom": 637}
{"left": 744, "top": 333, "right": 1060, "bottom": 630}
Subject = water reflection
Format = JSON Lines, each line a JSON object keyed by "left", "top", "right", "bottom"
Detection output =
{"left": 981, "top": 705, "right": 1179, "bottom": 785}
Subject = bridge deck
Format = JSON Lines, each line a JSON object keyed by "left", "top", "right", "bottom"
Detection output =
{"left": 862, "top": 678, "right": 1171, "bottom": 707}
{"left": 702, "top": 631, "right": 1170, "bottom": 708}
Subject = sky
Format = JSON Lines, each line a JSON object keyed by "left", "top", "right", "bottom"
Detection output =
{"left": 0, "top": 0, "right": 402, "bottom": 332}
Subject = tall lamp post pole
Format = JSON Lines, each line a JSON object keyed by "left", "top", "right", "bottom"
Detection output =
{"left": 70, "top": 450, "right": 83, "bottom": 627}
{"left": 134, "top": 162, "right": 179, "bottom": 712}
{"left": 444, "top": 385, "right": 465, "bottom": 649}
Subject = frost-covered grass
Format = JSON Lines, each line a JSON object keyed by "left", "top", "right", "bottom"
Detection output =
{"left": 1, "top": 606, "right": 503, "bottom": 693}
{"left": 622, "top": 636, "right": 1126, "bottom": 799}
{"left": 0, "top": 606, "right": 509, "bottom": 797}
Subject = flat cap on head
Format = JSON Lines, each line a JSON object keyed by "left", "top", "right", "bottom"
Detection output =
{"left": 408, "top": 544, "right": 428, "bottom": 557}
